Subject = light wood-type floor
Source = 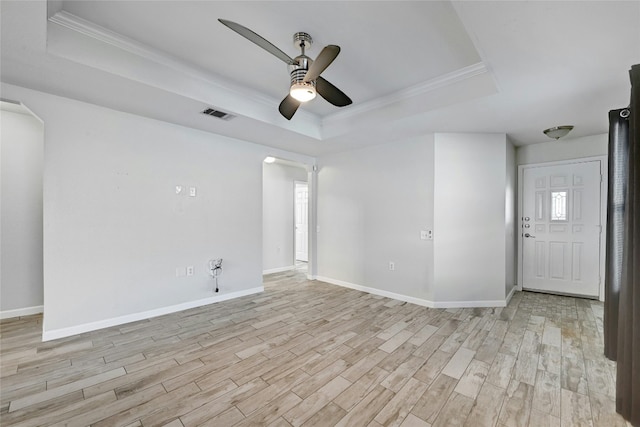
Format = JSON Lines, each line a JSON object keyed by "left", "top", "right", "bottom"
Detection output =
{"left": 0, "top": 270, "right": 632, "bottom": 427}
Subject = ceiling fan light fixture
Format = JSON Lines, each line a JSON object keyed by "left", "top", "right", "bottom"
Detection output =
{"left": 543, "top": 125, "right": 574, "bottom": 140}
{"left": 290, "top": 82, "right": 316, "bottom": 102}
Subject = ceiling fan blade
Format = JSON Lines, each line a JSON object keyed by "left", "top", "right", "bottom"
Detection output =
{"left": 303, "top": 45, "right": 340, "bottom": 82}
{"left": 218, "top": 19, "right": 295, "bottom": 65}
{"left": 316, "top": 77, "right": 352, "bottom": 107}
{"left": 279, "top": 95, "right": 301, "bottom": 120}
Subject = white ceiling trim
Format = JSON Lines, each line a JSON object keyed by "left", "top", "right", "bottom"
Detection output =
{"left": 48, "top": 10, "right": 323, "bottom": 138}
{"left": 0, "top": 98, "right": 44, "bottom": 123}
{"left": 47, "top": 9, "right": 495, "bottom": 143}
{"left": 322, "top": 61, "right": 492, "bottom": 125}
{"left": 48, "top": 11, "right": 275, "bottom": 107}
{"left": 0, "top": 99, "right": 29, "bottom": 115}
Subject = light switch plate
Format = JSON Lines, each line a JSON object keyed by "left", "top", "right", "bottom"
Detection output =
{"left": 189, "top": 187, "right": 197, "bottom": 197}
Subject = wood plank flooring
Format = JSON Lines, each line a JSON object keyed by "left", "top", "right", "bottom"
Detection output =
{"left": 0, "top": 270, "right": 632, "bottom": 426}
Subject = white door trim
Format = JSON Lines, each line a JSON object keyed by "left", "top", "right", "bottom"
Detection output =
{"left": 517, "top": 156, "right": 608, "bottom": 300}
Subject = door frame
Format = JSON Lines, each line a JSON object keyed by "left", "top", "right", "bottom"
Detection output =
{"left": 294, "top": 180, "right": 309, "bottom": 263}
{"left": 517, "top": 156, "right": 608, "bottom": 301}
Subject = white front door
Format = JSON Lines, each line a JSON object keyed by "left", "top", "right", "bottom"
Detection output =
{"left": 522, "top": 161, "right": 602, "bottom": 297}
{"left": 295, "top": 182, "right": 308, "bottom": 262}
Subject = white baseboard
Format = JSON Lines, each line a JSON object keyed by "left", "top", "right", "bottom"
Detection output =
{"left": 262, "top": 265, "right": 296, "bottom": 275}
{"left": 505, "top": 284, "right": 517, "bottom": 305}
{"left": 0, "top": 305, "right": 44, "bottom": 320}
{"left": 42, "top": 287, "right": 264, "bottom": 342}
{"left": 315, "top": 276, "right": 435, "bottom": 308}
{"left": 431, "top": 299, "right": 507, "bottom": 308}
{"left": 315, "top": 276, "right": 507, "bottom": 309}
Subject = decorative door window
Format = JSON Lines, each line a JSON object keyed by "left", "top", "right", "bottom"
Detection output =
{"left": 550, "top": 191, "right": 568, "bottom": 221}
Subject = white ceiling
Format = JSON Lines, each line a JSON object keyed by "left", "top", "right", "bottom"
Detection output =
{"left": 1, "top": 1, "right": 638, "bottom": 156}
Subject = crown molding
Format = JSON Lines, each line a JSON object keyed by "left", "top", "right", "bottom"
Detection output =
{"left": 47, "top": 11, "right": 320, "bottom": 125}
{"left": 46, "top": 10, "right": 491, "bottom": 142}
{"left": 322, "top": 62, "right": 490, "bottom": 124}
{"left": 49, "top": 11, "right": 211, "bottom": 79}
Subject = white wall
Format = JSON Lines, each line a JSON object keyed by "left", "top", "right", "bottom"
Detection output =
{"left": 317, "top": 136, "right": 435, "bottom": 302}
{"left": 0, "top": 81, "right": 528, "bottom": 334}
{"left": 317, "top": 133, "right": 513, "bottom": 307}
{"left": 0, "top": 107, "right": 44, "bottom": 316}
{"left": 516, "top": 134, "right": 607, "bottom": 165}
{"left": 263, "top": 162, "right": 307, "bottom": 273}
{"left": 505, "top": 139, "right": 517, "bottom": 297}
{"left": 433, "top": 133, "right": 509, "bottom": 304}
{"left": 2, "top": 83, "right": 314, "bottom": 339}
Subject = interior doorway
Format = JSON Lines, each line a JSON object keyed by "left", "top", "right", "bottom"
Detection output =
{"left": 294, "top": 181, "right": 309, "bottom": 263}
{"left": 0, "top": 100, "right": 44, "bottom": 319}
{"left": 262, "top": 157, "right": 310, "bottom": 276}
{"left": 518, "top": 157, "right": 606, "bottom": 299}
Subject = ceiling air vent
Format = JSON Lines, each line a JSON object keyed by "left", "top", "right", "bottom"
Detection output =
{"left": 201, "top": 108, "right": 235, "bottom": 121}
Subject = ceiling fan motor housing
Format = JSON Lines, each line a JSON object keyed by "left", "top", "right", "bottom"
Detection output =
{"left": 290, "top": 68, "right": 314, "bottom": 86}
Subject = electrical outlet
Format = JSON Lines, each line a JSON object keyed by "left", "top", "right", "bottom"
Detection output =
{"left": 421, "top": 229, "right": 433, "bottom": 240}
{"left": 189, "top": 186, "right": 197, "bottom": 197}
{"left": 389, "top": 262, "right": 395, "bottom": 271}
{"left": 186, "top": 266, "right": 194, "bottom": 276}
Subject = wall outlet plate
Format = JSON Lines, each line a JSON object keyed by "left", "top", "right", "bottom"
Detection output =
{"left": 421, "top": 229, "right": 433, "bottom": 240}
{"left": 186, "top": 266, "right": 194, "bottom": 276}
{"left": 189, "top": 187, "right": 197, "bottom": 197}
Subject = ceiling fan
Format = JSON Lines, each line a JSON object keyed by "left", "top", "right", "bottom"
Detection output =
{"left": 218, "top": 19, "right": 352, "bottom": 120}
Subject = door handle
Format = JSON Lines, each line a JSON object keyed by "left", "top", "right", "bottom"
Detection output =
{"left": 524, "top": 233, "right": 536, "bottom": 238}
